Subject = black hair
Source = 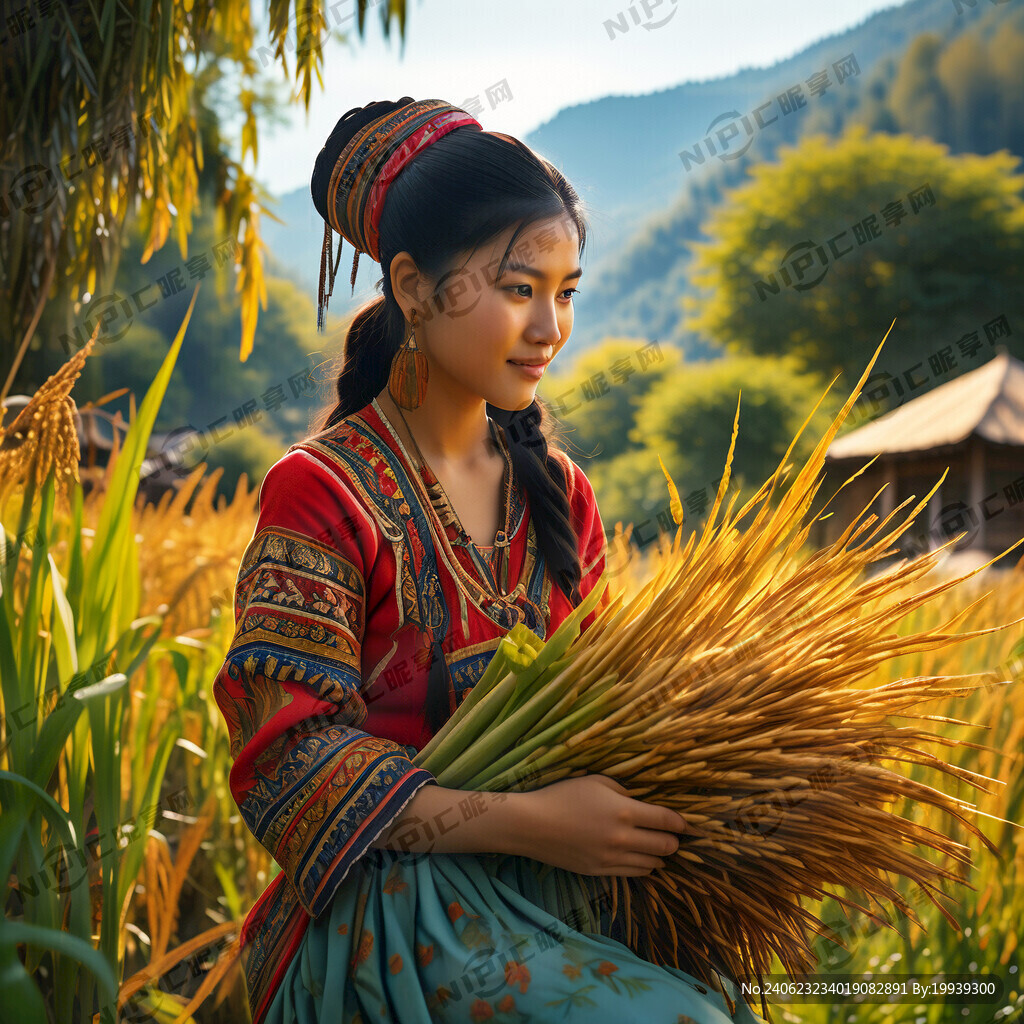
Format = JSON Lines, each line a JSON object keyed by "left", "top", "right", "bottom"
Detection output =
{"left": 309, "top": 97, "right": 590, "bottom": 603}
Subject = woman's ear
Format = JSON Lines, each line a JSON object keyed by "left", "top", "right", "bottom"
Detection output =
{"left": 389, "top": 251, "right": 433, "bottom": 316}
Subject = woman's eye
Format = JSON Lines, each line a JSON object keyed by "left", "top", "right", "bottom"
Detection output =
{"left": 508, "top": 284, "right": 580, "bottom": 301}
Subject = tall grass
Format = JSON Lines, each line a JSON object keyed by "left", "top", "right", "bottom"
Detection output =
{"left": 0, "top": 291, "right": 265, "bottom": 1023}
{"left": 1, "top": 296, "right": 193, "bottom": 1021}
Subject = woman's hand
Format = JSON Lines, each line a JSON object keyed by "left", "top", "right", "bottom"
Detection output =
{"left": 515, "top": 774, "right": 686, "bottom": 877}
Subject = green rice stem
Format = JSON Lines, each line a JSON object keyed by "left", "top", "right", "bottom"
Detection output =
{"left": 458, "top": 675, "right": 619, "bottom": 791}
{"left": 502, "top": 578, "right": 608, "bottom": 707}
{"left": 415, "top": 666, "right": 522, "bottom": 774}
{"left": 528, "top": 672, "right": 619, "bottom": 738}
{"left": 467, "top": 700, "right": 603, "bottom": 790}
{"left": 421, "top": 580, "right": 607, "bottom": 778}
{"left": 414, "top": 622, "right": 545, "bottom": 766}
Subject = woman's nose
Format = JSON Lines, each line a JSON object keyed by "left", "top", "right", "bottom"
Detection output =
{"left": 528, "top": 301, "right": 564, "bottom": 344}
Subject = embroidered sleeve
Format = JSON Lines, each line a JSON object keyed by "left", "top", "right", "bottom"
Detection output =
{"left": 563, "top": 455, "right": 612, "bottom": 635}
{"left": 212, "top": 449, "right": 436, "bottom": 918}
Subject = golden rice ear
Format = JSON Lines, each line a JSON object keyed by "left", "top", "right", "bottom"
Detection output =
{"left": 657, "top": 453, "right": 684, "bottom": 527}
{"left": 0, "top": 331, "right": 97, "bottom": 507}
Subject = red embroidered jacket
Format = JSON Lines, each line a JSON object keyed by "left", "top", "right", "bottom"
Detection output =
{"left": 212, "top": 399, "right": 610, "bottom": 1022}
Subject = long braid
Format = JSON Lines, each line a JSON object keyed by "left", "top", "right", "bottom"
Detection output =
{"left": 489, "top": 400, "right": 581, "bottom": 607}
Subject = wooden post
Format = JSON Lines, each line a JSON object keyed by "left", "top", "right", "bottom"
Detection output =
{"left": 880, "top": 459, "right": 895, "bottom": 519}
{"left": 968, "top": 435, "right": 985, "bottom": 550}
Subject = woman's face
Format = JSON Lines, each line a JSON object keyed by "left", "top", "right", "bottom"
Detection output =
{"left": 401, "top": 214, "right": 582, "bottom": 413}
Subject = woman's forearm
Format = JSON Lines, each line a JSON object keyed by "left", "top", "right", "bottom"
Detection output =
{"left": 369, "top": 782, "right": 541, "bottom": 858}
{"left": 370, "top": 776, "right": 688, "bottom": 878}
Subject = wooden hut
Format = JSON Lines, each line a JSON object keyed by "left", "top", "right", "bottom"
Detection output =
{"left": 813, "top": 351, "right": 1024, "bottom": 569}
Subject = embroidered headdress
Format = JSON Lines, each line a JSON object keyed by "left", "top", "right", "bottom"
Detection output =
{"left": 312, "top": 98, "right": 488, "bottom": 332}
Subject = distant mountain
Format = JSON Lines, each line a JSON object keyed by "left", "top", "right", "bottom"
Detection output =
{"left": 577, "top": 0, "right": 1024, "bottom": 356}
{"left": 257, "top": 0, "right": 1011, "bottom": 352}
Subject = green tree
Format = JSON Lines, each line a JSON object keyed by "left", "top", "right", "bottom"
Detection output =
{"left": 988, "top": 26, "right": 1024, "bottom": 160}
{"left": 539, "top": 338, "right": 683, "bottom": 463}
{"left": 889, "top": 33, "right": 951, "bottom": 143}
{"left": 687, "top": 126, "right": 1024, "bottom": 383}
{"left": 936, "top": 32, "right": 1003, "bottom": 156}
{"left": 865, "top": 24, "right": 1024, "bottom": 159}
{"left": 630, "top": 353, "right": 840, "bottom": 512}
{"left": 586, "top": 353, "right": 838, "bottom": 547}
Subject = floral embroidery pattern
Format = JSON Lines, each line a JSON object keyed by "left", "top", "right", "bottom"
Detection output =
{"left": 540, "top": 937, "right": 655, "bottom": 1010}
{"left": 469, "top": 999, "right": 493, "bottom": 1021}
{"left": 504, "top": 959, "right": 531, "bottom": 994}
{"left": 382, "top": 861, "right": 408, "bottom": 894}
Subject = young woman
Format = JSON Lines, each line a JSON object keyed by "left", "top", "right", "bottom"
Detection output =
{"left": 213, "top": 97, "right": 764, "bottom": 1024}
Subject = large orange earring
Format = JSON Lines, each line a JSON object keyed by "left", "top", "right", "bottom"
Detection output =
{"left": 388, "top": 309, "right": 428, "bottom": 410}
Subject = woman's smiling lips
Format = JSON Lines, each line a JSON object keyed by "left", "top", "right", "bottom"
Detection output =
{"left": 507, "top": 356, "right": 551, "bottom": 379}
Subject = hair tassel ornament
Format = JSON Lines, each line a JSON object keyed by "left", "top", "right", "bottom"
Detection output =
{"left": 350, "top": 248, "right": 361, "bottom": 292}
{"left": 316, "top": 222, "right": 344, "bottom": 334}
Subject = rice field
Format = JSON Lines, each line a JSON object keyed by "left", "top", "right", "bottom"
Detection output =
{"left": 1, "top": 322, "right": 1021, "bottom": 1023}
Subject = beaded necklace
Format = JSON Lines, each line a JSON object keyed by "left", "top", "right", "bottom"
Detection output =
{"left": 379, "top": 396, "right": 515, "bottom": 601}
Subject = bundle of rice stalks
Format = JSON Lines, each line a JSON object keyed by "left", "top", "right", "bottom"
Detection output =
{"left": 413, "top": 324, "right": 1024, "bottom": 1016}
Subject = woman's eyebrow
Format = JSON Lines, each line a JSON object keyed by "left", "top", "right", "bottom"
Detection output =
{"left": 504, "top": 262, "right": 583, "bottom": 281}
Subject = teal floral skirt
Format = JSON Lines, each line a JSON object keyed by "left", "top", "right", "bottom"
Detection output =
{"left": 262, "top": 848, "right": 767, "bottom": 1024}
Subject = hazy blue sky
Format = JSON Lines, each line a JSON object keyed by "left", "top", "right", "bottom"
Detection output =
{"left": 244, "top": 0, "right": 904, "bottom": 196}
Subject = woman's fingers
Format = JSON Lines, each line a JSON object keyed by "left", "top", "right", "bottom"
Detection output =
{"left": 633, "top": 799, "right": 687, "bottom": 836}
{"left": 528, "top": 776, "right": 687, "bottom": 878}
{"left": 603, "top": 855, "right": 666, "bottom": 876}
{"left": 585, "top": 776, "right": 687, "bottom": 836}
{"left": 625, "top": 826, "right": 680, "bottom": 859}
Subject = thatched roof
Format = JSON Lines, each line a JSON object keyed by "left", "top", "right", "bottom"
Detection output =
{"left": 827, "top": 351, "right": 1024, "bottom": 460}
